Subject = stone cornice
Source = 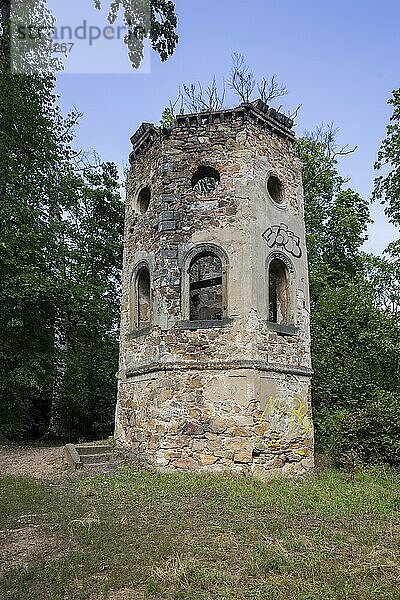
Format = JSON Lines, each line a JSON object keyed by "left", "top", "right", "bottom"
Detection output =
{"left": 122, "top": 358, "right": 313, "bottom": 379}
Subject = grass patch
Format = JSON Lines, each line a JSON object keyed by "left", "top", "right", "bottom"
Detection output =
{"left": 0, "top": 466, "right": 399, "bottom": 599}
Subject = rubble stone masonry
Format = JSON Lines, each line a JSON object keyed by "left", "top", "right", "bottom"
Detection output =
{"left": 115, "top": 100, "right": 314, "bottom": 478}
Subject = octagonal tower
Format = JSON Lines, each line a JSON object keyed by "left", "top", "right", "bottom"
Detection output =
{"left": 115, "top": 100, "right": 314, "bottom": 477}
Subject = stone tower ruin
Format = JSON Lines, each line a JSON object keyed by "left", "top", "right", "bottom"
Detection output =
{"left": 115, "top": 100, "right": 314, "bottom": 478}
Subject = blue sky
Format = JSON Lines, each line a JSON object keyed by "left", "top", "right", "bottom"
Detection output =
{"left": 52, "top": 0, "right": 400, "bottom": 254}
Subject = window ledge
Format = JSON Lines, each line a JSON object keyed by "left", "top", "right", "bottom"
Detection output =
{"left": 128, "top": 326, "right": 151, "bottom": 339}
{"left": 177, "top": 317, "right": 233, "bottom": 330}
{"left": 265, "top": 321, "right": 298, "bottom": 336}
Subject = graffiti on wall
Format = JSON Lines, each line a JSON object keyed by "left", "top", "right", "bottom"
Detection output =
{"left": 262, "top": 223, "right": 302, "bottom": 258}
{"left": 259, "top": 395, "right": 312, "bottom": 434}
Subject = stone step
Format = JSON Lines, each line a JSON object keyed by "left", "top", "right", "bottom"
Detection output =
{"left": 80, "top": 453, "right": 111, "bottom": 466}
{"left": 76, "top": 445, "right": 111, "bottom": 456}
{"left": 63, "top": 443, "right": 114, "bottom": 470}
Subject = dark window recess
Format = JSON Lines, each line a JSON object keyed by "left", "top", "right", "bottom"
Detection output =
{"left": 189, "top": 254, "right": 223, "bottom": 321}
{"left": 268, "top": 259, "right": 287, "bottom": 323}
{"left": 137, "top": 267, "right": 150, "bottom": 328}
{"left": 137, "top": 186, "right": 151, "bottom": 214}
{"left": 267, "top": 175, "right": 283, "bottom": 204}
{"left": 192, "top": 166, "right": 220, "bottom": 196}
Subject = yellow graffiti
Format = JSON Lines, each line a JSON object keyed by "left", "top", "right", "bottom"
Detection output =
{"left": 288, "top": 397, "right": 313, "bottom": 434}
{"left": 259, "top": 395, "right": 312, "bottom": 434}
{"left": 259, "top": 395, "right": 273, "bottom": 424}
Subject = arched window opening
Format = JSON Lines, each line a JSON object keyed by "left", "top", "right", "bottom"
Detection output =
{"left": 268, "top": 259, "right": 287, "bottom": 323}
{"left": 136, "top": 267, "right": 151, "bottom": 328}
{"left": 191, "top": 166, "right": 220, "bottom": 196}
{"left": 267, "top": 174, "right": 283, "bottom": 204}
{"left": 137, "top": 186, "right": 151, "bottom": 214}
{"left": 189, "top": 254, "right": 223, "bottom": 321}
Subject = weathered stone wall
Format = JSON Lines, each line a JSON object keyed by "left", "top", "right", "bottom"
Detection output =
{"left": 115, "top": 102, "right": 314, "bottom": 478}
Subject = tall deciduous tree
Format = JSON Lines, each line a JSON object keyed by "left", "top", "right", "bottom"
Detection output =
{"left": 299, "top": 128, "right": 400, "bottom": 453}
{"left": 373, "top": 88, "right": 400, "bottom": 380}
{"left": 374, "top": 89, "right": 400, "bottom": 229}
{"left": 3, "top": 0, "right": 178, "bottom": 74}
{"left": 0, "top": 70, "right": 69, "bottom": 436}
{"left": 0, "top": 4, "right": 124, "bottom": 439}
{"left": 298, "top": 128, "right": 371, "bottom": 300}
{"left": 0, "top": 0, "right": 179, "bottom": 440}
{"left": 93, "top": 0, "right": 178, "bottom": 61}
{"left": 49, "top": 162, "right": 124, "bottom": 440}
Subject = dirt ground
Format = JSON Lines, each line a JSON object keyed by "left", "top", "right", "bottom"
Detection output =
{"left": 0, "top": 444, "right": 65, "bottom": 478}
{"left": 0, "top": 525, "right": 65, "bottom": 574}
{"left": 95, "top": 590, "right": 149, "bottom": 600}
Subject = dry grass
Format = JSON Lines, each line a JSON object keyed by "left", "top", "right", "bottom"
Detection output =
{"left": 0, "top": 465, "right": 399, "bottom": 599}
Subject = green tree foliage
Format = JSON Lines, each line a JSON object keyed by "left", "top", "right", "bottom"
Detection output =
{"left": 93, "top": 0, "right": 178, "bottom": 68}
{"left": 53, "top": 163, "right": 124, "bottom": 440}
{"left": 0, "top": 68, "right": 69, "bottom": 437}
{"left": 298, "top": 129, "right": 371, "bottom": 299}
{"left": 373, "top": 89, "right": 400, "bottom": 228}
{"left": 372, "top": 88, "right": 400, "bottom": 352}
{"left": 93, "top": 0, "right": 178, "bottom": 62}
{"left": 332, "top": 390, "right": 400, "bottom": 467}
{"left": 311, "top": 273, "right": 399, "bottom": 409}
{"left": 149, "top": 0, "right": 179, "bottom": 61}
{"left": 0, "top": 63, "right": 123, "bottom": 440}
{"left": 0, "top": 1, "right": 179, "bottom": 440}
{"left": 372, "top": 88, "right": 400, "bottom": 333}
{"left": 300, "top": 125, "right": 400, "bottom": 463}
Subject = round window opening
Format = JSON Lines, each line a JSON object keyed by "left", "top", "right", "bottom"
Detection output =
{"left": 192, "top": 166, "right": 220, "bottom": 196}
{"left": 137, "top": 186, "right": 151, "bottom": 214}
{"left": 267, "top": 175, "right": 284, "bottom": 204}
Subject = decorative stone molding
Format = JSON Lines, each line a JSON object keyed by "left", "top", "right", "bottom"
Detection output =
{"left": 123, "top": 357, "right": 313, "bottom": 379}
{"left": 180, "top": 243, "right": 229, "bottom": 321}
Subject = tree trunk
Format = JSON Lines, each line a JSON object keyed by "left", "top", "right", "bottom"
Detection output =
{"left": 0, "top": 0, "right": 11, "bottom": 69}
{"left": 46, "top": 309, "right": 68, "bottom": 439}
{"left": 45, "top": 171, "right": 68, "bottom": 440}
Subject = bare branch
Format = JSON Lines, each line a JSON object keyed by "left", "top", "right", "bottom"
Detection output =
{"left": 205, "top": 76, "right": 225, "bottom": 111}
{"left": 73, "top": 149, "right": 102, "bottom": 171}
{"left": 182, "top": 77, "right": 225, "bottom": 113}
{"left": 301, "top": 124, "right": 357, "bottom": 192}
{"left": 229, "top": 52, "right": 255, "bottom": 103}
{"left": 305, "top": 123, "right": 357, "bottom": 161}
{"left": 258, "top": 74, "right": 287, "bottom": 104}
{"left": 288, "top": 104, "right": 302, "bottom": 122}
{"left": 169, "top": 89, "right": 184, "bottom": 116}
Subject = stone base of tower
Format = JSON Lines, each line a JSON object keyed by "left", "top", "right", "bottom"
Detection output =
{"left": 115, "top": 364, "right": 314, "bottom": 478}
